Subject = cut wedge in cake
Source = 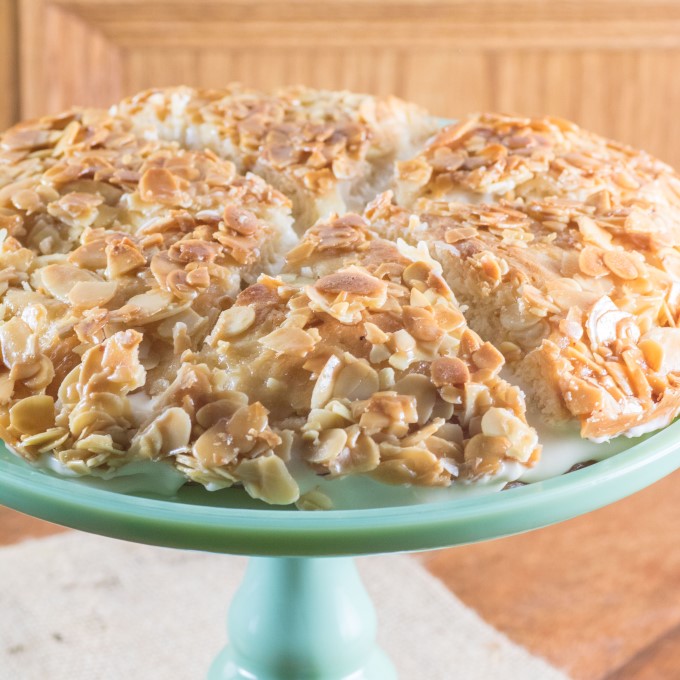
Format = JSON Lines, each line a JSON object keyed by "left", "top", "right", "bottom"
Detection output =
{"left": 0, "top": 108, "right": 297, "bottom": 477}
{"left": 3, "top": 92, "right": 680, "bottom": 505}
{"left": 191, "top": 213, "right": 540, "bottom": 501}
{"left": 114, "top": 85, "right": 438, "bottom": 230}
{"left": 367, "top": 192, "right": 680, "bottom": 441}
{"left": 396, "top": 113, "right": 680, "bottom": 216}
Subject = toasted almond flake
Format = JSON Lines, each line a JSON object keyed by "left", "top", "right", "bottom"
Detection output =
{"left": 445, "top": 227, "right": 477, "bottom": 244}
{"left": 139, "top": 167, "right": 182, "bottom": 205}
{"left": 363, "top": 321, "right": 389, "bottom": 344}
{"left": 430, "top": 356, "right": 470, "bottom": 386}
{"left": 296, "top": 490, "right": 333, "bottom": 511}
{"left": 308, "top": 428, "right": 348, "bottom": 464}
{"left": 639, "top": 328, "right": 680, "bottom": 374}
{"left": 235, "top": 455, "right": 300, "bottom": 505}
{"left": 394, "top": 373, "right": 437, "bottom": 424}
{"left": 210, "top": 306, "right": 256, "bottom": 341}
{"left": 402, "top": 306, "right": 442, "bottom": 342}
{"left": 585, "top": 297, "right": 634, "bottom": 348}
{"left": 315, "top": 269, "right": 387, "bottom": 297}
{"left": 193, "top": 418, "right": 238, "bottom": 467}
{"left": 22, "top": 427, "right": 69, "bottom": 452}
{"left": 578, "top": 246, "right": 609, "bottom": 278}
{"left": 259, "top": 326, "right": 317, "bottom": 357}
{"left": 576, "top": 216, "right": 612, "bottom": 249}
{"left": 471, "top": 342, "right": 504, "bottom": 372}
{"left": 333, "top": 360, "right": 379, "bottom": 401}
{"left": 40, "top": 264, "right": 100, "bottom": 301}
{"left": 117, "top": 289, "right": 175, "bottom": 319}
{"left": 310, "top": 354, "right": 343, "bottom": 408}
{"left": 603, "top": 250, "right": 639, "bottom": 280}
{"left": 480, "top": 407, "right": 538, "bottom": 463}
{"left": 106, "top": 240, "right": 146, "bottom": 278}
{"left": 67, "top": 280, "right": 117, "bottom": 309}
{"left": 10, "top": 395, "right": 55, "bottom": 435}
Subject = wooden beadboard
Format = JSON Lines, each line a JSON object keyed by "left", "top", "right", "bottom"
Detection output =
{"left": 0, "top": 0, "right": 18, "bottom": 130}
{"left": 12, "top": 0, "right": 680, "bottom": 168}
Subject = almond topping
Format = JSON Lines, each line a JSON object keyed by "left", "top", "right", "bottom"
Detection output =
{"left": 67, "top": 280, "right": 117, "bottom": 309}
{"left": 10, "top": 395, "right": 55, "bottom": 435}
{"left": 209, "top": 306, "right": 257, "bottom": 341}
{"left": 315, "top": 270, "right": 386, "bottom": 297}
{"left": 431, "top": 357, "right": 470, "bottom": 386}
{"left": 403, "top": 306, "right": 443, "bottom": 343}
{"left": 139, "top": 167, "right": 182, "bottom": 205}
{"left": 259, "top": 327, "right": 318, "bottom": 357}
{"left": 578, "top": 246, "right": 609, "bottom": 278}
{"left": 235, "top": 455, "right": 300, "bottom": 505}
{"left": 603, "top": 250, "right": 639, "bottom": 280}
{"left": 106, "top": 239, "right": 146, "bottom": 278}
{"left": 471, "top": 342, "right": 505, "bottom": 372}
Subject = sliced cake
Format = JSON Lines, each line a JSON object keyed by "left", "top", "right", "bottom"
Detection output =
{"left": 114, "top": 85, "right": 438, "bottom": 230}
{"left": 396, "top": 113, "right": 680, "bottom": 216}
{"left": 367, "top": 192, "right": 680, "bottom": 440}
{"left": 0, "top": 108, "right": 297, "bottom": 480}
{"left": 190, "top": 212, "right": 540, "bottom": 501}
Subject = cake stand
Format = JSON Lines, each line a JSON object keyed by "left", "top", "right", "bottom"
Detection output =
{"left": 2, "top": 423, "right": 680, "bottom": 680}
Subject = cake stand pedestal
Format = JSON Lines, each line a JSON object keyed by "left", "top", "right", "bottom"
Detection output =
{"left": 209, "top": 557, "right": 394, "bottom": 680}
{"left": 2, "top": 422, "right": 680, "bottom": 680}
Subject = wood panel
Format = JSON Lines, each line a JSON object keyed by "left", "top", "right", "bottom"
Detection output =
{"left": 0, "top": 0, "right": 18, "bottom": 130}
{"left": 15, "top": 0, "right": 680, "bottom": 168}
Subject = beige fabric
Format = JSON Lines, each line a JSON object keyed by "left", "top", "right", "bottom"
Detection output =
{"left": 0, "top": 532, "right": 569, "bottom": 679}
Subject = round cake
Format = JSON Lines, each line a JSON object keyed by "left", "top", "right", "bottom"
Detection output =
{"left": 0, "top": 87, "right": 678, "bottom": 507}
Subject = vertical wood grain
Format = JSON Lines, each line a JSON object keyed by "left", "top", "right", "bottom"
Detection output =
{"left": 15, "top": 0, "right": 680, "bottom": 168}
{"left": 0, "top": 0, "right": 18, "bottom": 128}
{"left": 20, "top": 0, "right": 123, "bottom": 118}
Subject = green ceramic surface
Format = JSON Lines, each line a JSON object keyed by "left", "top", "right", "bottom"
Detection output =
{"left": 208, "top": 557, "right": 396, "bottom": 680}
{"left": 1, "top": 421, "right": 680, "bottom": 557}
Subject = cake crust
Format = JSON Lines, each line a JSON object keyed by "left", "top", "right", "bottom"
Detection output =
{"left": 366, "top": 191, "right": 680, "bottom": 440}
{"left": 1, "top": 90, "right": 679, "bottom": 504}
{"left": 114, "top": 85, "right": 438, "bottom": 230}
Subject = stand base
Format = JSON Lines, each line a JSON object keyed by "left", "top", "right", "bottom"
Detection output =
{"left": 208, "top": 648, "right": 396, "bottom": 680}
{"left": 208, "top": 557, "right": 396, "bottom": 680}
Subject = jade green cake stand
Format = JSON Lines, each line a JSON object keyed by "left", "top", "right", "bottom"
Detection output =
{"left": 2, "top": 424, "right": 680, "bottom": 679}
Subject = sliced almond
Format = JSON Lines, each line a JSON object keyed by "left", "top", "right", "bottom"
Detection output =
{"left": 603, "top": 250, "right": 639, "bottom": 280}
{"left": 259, "top": 327, "right": 317, "bottom": 357}
{"left": 430, "top": 356, "right": 470, "bottom": 386}
{"left": 68, "top": 280, "right": 117, "bottom": 309}
{"left": 40, "top": 264, "right": 100, "bottom": 301}
{"left": 106, "top": 239, "right": 146, "bottom": 278}
{"left": 578, "top": 246, "right": 609, "bottom": 278}
{"left": 308, "top": 428, "right": 348, "bottom": 464}
{"left": 235, "top": 455, "right": 300, "bottom": 505}
{"left": 210, "top": 306, "right": 256, "bottom": 341}
{"left": 139, "top": 167, "right": 182, "bottom": 205}
{"left": 10, "top": 395, "right": 55, "bottom": 435}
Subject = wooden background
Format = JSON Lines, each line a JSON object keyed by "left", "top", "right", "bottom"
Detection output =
{"left": 4, "top": 3, "right": 680, "bottom": 678}
{"left": 2, "top": 0, "right": 680, "bottom": 167}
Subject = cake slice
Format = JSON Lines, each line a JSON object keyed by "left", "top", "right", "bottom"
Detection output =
{"left": 114, "top": 85, "right": 438, "bottom": 230}
{"left": 396, "top": 113, "right": 680, "bottom": 216}
{"left": 0, "top": 109, "right": 297, "bottom": 481}
{"left": 367, "top": 192, "right": 680, "bottom": 440}
{"left": 191, "top": 212, "right": 540, "bottom": 500}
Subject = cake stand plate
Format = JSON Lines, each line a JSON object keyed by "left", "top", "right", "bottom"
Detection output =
{"left": 2, "top": 422, "right": 680, "bottom": 679}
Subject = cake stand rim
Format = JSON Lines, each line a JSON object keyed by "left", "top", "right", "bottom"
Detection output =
{"left": 1, "top": 420, "right": 679, "bottom": 556}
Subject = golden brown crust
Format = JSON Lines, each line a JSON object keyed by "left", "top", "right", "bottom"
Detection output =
{"left": 396, "top": 113, "right": 680, "bottom": 216}
{"left": 2, "top": 93, "right": 680, "bottom": 503}
{"left": 0, "top": 107, "right": 299, "bottom": 500}
{"left": 367, "top": 191, "right": 680, "bottom": 440}
{"left": 114, "top": 85, "right": 438, "bottom": 227}
{"left": 203, "top": 213, "right": 540, "bottom": 486}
